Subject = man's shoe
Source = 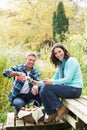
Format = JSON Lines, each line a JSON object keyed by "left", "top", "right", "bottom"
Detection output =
{"left": 56, "top": 105, "right": 69, "bottom": 121}
{"left": 44, "top": 112, "right": 57, "bottom": 123}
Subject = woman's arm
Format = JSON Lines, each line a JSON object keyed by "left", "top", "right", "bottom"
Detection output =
{"left": 52, "top": 57, "right": 80, "bottom": 85}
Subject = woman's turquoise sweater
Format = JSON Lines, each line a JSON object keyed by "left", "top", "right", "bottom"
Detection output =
{"left": 52, "top": 57, "right": 83, "bottom": 88}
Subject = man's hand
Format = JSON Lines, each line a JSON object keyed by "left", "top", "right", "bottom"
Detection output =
{"left": 15, "top": 72, "right": 26, "bottom": 80}
{"left": 43, "top": 79, "right": 52, "bottom": 85}
{"left": 31, "top": 80, "right": 39, "bottom": 86}
{"left": 31, "top": 85, "right": 39, "bottom": 95}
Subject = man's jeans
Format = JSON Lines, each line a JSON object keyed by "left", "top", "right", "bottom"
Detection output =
{"left": 12, "top": 91, "right": 42, "bottom": 112}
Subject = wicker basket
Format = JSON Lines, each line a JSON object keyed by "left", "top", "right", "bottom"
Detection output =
{"left": 23, "top": 114, "right": 35, "bottom": 124}
{"left": 23, "top": 108, "right": 45, "bottom": 124}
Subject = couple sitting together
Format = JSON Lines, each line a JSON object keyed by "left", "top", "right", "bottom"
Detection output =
{"left": 3, "top": 43, "right": 82, "bottom": 123}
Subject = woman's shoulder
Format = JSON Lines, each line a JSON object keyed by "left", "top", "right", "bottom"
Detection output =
{"left": 68, "top": 57, "right": 77, "bottom": 61}
{"left": 66, "top": 57, "right": 78, "bottom": 63}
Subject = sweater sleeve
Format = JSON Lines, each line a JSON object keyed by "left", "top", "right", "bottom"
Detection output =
{"left": 52, "top": 57, "right": 79, "bottom": 85}
{"left": 52, "top": 68, "right": 60, "bottom": 79}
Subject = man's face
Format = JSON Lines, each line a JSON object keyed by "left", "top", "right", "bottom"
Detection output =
{"left": 25, "top": 55, "right": 36, "bottom": 70}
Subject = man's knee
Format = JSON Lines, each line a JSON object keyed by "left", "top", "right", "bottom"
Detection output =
{"left": 12, "top": 97, "right": 25, "bottom": 110}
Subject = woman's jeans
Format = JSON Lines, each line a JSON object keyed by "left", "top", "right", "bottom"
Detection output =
{"left": 40, "top": 84, "right": 82, "bottom": 115}
{"left": 12, "top": 91, "right": 42, "bottom": 112}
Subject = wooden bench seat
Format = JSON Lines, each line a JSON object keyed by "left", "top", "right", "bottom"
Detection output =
{"left": 5, "top": 96, "right": 87, "bottom": 130}
{"left": 6, "top": 112, "right": 65, "bottom": 130}
{"left": 63, "top": 96, "right": 87, "bottom": 129}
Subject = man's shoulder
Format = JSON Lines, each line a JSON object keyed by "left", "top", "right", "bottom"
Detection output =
{"left": 32, "top": 67, "right": 39, "bottom": 72}
{"left": 13, "top": 64, "right": 26, "bottom": 71}
{"left": 32, "top": 66, "right": 39, "bottom": 70}
{"left": 16, "top": 64, "right": 25, "bottom": 68}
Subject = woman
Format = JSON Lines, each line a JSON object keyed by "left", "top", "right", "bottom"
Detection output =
{"left": 40, "top": 43, "right": 83, "bottom": 123}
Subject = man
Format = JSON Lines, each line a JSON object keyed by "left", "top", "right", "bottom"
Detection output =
{"left": 3, "top": 52, "right": 42, "bottom": 116}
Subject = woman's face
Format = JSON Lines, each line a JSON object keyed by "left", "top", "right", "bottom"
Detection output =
{"left": 54, "top": 47, "right": 64, "bottom": 60}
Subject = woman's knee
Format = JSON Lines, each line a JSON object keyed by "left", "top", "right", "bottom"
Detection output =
{"left": 40, "top": 85, "right": 50, "bottom": 96}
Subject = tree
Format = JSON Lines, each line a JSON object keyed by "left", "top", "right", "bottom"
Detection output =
{"left": 52, "top": 12, "right": 57, "bottom": 42}
{"left": 52, "top": 1, "right": 69, "bottom": 42}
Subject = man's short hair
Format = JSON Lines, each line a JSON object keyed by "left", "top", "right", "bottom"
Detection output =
{"left": 26, "top": 52, "right": 37, "bottom": 58}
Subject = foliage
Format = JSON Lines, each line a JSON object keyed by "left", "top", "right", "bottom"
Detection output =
{"left": 52, "top": 1, "right": 69, "bottom": 42}
{"left": 0, "top": 0, "right": 79, "bottom": 50}
{"left": 36, "top": 45, "right": 56, "bottom": 78}
{"left": 0, "top": 54, "right": 12, "bottom": 122}
{"left": 62, "top": 33, "right": 87, "bottom": 95}
{"left": 0, "top": 55, "right": 8, "bottom": 107}
{"left": 0, "top": 0, "right": 59, "bottom": 50}
{"left": 0, "top": 0, "right": 87, "bottom": 49}
{"left": 0, "top": 103, "right": 14, "bottom": 123}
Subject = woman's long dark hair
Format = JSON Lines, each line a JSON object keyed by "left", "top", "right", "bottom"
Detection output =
{"left": 50, "top": 43, "right": 71, "bottom": 67}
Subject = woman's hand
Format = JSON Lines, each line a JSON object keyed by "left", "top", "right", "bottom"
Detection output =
{"left": 43, "top": 79, "right": 52, "bottom": 85}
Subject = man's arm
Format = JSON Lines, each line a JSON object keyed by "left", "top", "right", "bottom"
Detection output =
{"left": 2, "top": 65, "right": 25, "bottom": 78}
{"left": 9, "top": 71, "right": 20, "bottom": 77}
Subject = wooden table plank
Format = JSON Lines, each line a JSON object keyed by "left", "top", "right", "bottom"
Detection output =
{"left": 63, "top": 97, "right": 87, "bottom": 124}
{"left": 65, "top": 114, "right": 78, "bottom": 129}
{"left": 25, "top": 120, "right": 65, "bottom": 130}
{"left": 16, "top": 119, "right": 25, "bottom": 126}
{"left": 6, "top": 112, "right": 14, "bottom": 127}
{"left": 76, "top": 96, "right": 87, "bottom": 106}
{"left": 6, "top": 112, "right": 65, "bottom": 130}
{"left": 82, "top": 96, "right": 87, "bottom": 100}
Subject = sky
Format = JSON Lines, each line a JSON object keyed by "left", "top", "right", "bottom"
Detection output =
{"left": 0, "top": 0, "right": 87, "bottom": 10}
{"left": 0, "top": 0, "right": 10, "bottom": 9}
{"left": 72, "top": 0, "right": 87, "bottom": 8}
{"left": 0, "top": 0, "right": 37, "bottom": 9}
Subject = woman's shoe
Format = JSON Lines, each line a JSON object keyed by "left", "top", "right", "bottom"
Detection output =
{"left": 56, "top": 105, "right": 69, "bottom": 121}
{"left": 44, "top": 112, "right": 57, "bottom": 123}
